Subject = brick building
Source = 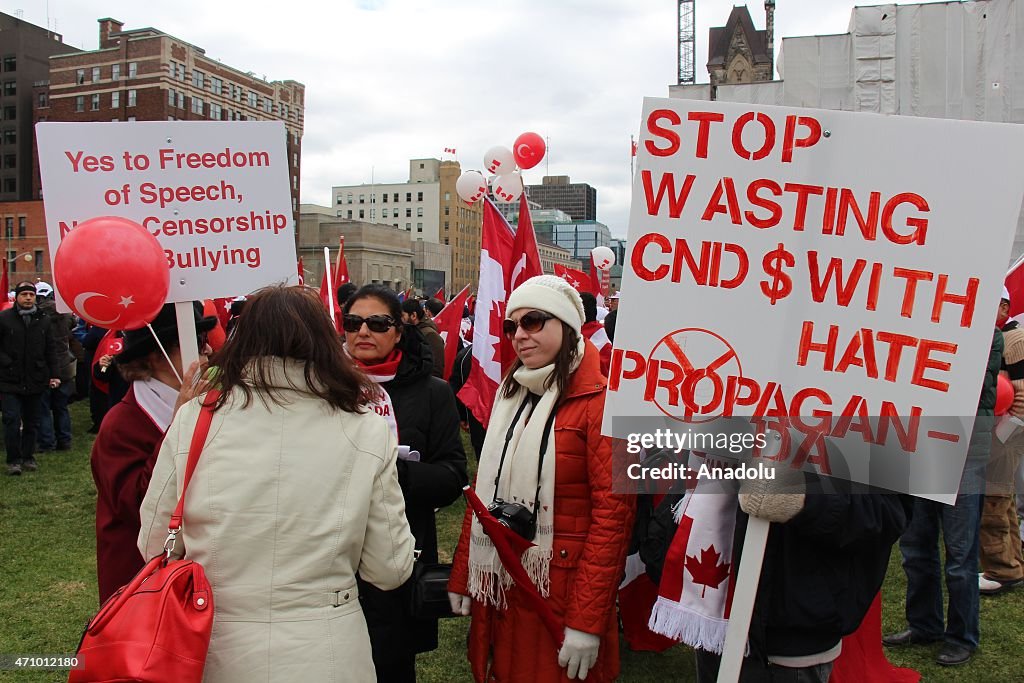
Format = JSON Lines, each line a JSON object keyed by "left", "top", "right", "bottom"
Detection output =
{"left": 0, "top": 199, "right": 53, "bottom": 283}
{"left": 31, "top": 18, "right": 305, "bottom": 226}
{"left": 0, "top": 12, "right": 79, "bottom": 202}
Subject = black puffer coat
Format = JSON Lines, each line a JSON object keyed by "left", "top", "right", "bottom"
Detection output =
{"left": 0, "top": 306, "right": 59, "bottom": 394}
{"left": 358, "top": 324, "right": 468, "bottom": 676}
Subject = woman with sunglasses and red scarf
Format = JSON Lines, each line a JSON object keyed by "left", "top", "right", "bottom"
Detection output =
{"left": 342, "top": 284, "right": 468, "bottom": 683}
{"left": 447, "top": 275, "right": 635, "bottom": 682}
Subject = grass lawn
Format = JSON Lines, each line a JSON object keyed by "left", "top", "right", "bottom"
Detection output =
{"left": 1, "top": 402, "right": 1022, "bottom": 681}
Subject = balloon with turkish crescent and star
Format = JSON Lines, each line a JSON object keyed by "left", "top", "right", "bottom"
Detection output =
{"left": 54, "top": 216, "right": 169, "bottom": 330}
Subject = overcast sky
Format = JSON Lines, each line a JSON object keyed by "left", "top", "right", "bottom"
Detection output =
{"left": 4, "top": 0, "right": 857, "bottom": 237}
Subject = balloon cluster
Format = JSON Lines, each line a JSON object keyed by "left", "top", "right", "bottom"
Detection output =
{"left": 455, "top": 132, "right": 546, "bottom": 204}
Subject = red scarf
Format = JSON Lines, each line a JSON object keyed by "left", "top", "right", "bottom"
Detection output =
{"left": 353, "top": 349, "right": 402, "bottom": 381}
{"left": 352, "top": 350, "right": 402, "bottom": 438}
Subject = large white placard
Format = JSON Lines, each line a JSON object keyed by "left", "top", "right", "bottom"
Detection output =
{"left": 605, "top": 97, "right": 1024, "bottom": 503}
{"left": 36, "top": 121, "right": 298, "bottom": 304}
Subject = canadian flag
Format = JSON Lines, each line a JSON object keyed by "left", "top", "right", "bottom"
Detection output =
{"left": 443, "top": 147, "right": 457, "bottom": 155}
{"left": 296, "top": 256, "right": 305, "bottom": 287}
{"left": 511, "top": 194, "right": 543, "bottom": 292}
{"left": 319, "top": 259, "right": 342, "bottom": 333}
{"left": 1005, "top": 254, "right": 1024, "bottom": 318}
{"left": 554, "top": 263, "right": 596, "bottom": 295}
{"left": 433, "top": 285, "right": 471, "bottom": 380}
{"left": 457, "top": 198, "right": 542, "bottom": 427}
{"left": 336, "top": 236, "right": 350, "bottom": 286}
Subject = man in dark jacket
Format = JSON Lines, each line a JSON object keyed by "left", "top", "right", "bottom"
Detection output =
{"left": 1, "top": 282, "right": 60, "bottom": 475}
{"left": 401, "top": 298, "right": 444, "bottom": 377}
{"left": 883, "top": 319, "right": 1003, "bottom": 665}
{"left": 37, "top": 283, "right": 77, "bottom": 452}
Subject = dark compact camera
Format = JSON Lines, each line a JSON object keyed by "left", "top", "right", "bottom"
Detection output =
{"left": 487, "top": 499, "right": 537, "bottom": 541}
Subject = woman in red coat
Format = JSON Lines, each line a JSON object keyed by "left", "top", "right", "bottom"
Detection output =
{"left": 448, "top": 275, "right": 635, "bottom": 682}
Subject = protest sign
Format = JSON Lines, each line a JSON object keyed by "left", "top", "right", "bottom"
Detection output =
{"left": 605, "top": 97, "right": 1024, "bottom": 504}
{"left": 36, "top": 121, "right": 298, "bottom": 308}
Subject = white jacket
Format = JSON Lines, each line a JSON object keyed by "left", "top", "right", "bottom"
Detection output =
{"left": 139, "top": 359, "right": 414, "bottom": 683}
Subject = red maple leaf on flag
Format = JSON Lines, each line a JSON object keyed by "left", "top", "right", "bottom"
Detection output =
{"left": 489, "top": 299, "right": 506, "bottom": 366}
{"left": 684, "top": 544, "right": 731, "bottom": 598}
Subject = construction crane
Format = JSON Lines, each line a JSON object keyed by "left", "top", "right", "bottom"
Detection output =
{"left": 677, "top": 0, "right": 695, "bottom": 84}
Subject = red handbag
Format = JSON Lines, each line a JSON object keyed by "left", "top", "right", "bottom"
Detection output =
{"left": 71, "top": 391, "right": 220, "bottom": 683}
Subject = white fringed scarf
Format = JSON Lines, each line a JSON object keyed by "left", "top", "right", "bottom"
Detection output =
{"left": 468, "top": 337, "right": 584, "bottom": 607}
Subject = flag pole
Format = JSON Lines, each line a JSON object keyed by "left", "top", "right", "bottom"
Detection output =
{"left": 323, "top": 246, "right": 336, "bottom": 328}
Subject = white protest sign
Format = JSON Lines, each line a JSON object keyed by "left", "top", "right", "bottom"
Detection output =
{"left": 605, "top": 97, "right": 1024, "bottom": 504}
{"left": 36, "top": 121, "right": 297, "bottom": 306}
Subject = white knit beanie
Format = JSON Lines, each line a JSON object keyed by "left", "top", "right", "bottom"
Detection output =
{"left": 506, "top": 275, "right": 585, "bottom": 336}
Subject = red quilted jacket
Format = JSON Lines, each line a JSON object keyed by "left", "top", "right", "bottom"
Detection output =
{"left": 449, "top": 342, "right": 635, "bottom": 682}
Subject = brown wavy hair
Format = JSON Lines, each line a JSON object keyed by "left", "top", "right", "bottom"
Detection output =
{"left": 209, "top": 285, "right": 374, "bottom": 412}
{"left": 500, "top": 320, "right": 580, "bottom": 400}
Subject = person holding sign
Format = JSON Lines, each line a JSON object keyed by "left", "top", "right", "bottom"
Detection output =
{"left": 343, "top": 284, "right": 468, "bottom": 683}
{"left": 447, "top": 275, "right": 635, "bottom": 682}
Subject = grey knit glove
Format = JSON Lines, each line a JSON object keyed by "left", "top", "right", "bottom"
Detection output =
{"left": 738, "top": 460, "right": 806, "bottom": 523}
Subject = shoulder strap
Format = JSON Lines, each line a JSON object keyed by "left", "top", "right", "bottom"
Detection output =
{"left": 168, "top": 390, "right": 221, "bottom": 532}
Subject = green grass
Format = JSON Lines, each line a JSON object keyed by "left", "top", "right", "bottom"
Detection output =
{"left": 1, "top": 403, "right": 1021, "bottom": 681}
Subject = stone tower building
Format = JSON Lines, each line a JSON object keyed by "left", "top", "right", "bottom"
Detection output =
{"left": 707, "top": 2, "right": 775, "bottom": 97}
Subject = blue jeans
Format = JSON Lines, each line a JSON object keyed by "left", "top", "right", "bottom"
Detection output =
{"left": 2, "top": 392, "right": 42, "bottom": 465}
{"left": 899, "top": 491, "right": 982, "bottom": 649}
{"left": 37, "top": 383, "right": 73, "bottom": 449}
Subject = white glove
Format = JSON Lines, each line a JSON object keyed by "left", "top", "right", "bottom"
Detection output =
{"left": 557, "top": 627, "right": 600, "bottom": 680}
{"left": 447, "top": 592, "right": 471, "bottom": 616}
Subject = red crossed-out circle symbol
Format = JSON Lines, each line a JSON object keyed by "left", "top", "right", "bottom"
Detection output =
{"left": 647, "top": 327, "right": 743, "bottom": 424}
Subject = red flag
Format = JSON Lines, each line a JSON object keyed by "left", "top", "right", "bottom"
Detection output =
{"left": 457, "top": 199, "right": 515, "bottom": 427}
{"left": 319, "top": 266, "right": 342, "bottom": 332}
{"left": 434, "top": 287, "right": 446, "bottom": 304}
{"left": 433, "top": 285, "right": 471, "bottom": 380}
{"left": 588, "top": 255, "right": 603, "bottom": 299}
{"left": 336, "top": 237, "right": 350, "bottom": 286}
{"left": 510, "top": 194, "right": 543, "bottom": 292}
{"left": 0, "top": 258, "right": 8, "bottom": 301}
{"left": 553, "top": 263, "right": 596, "bottom": 295}
{"left": 91, "top": 329, "right": 125, "bottom": 394}
{"left": 1005, "top": 255, "right": 1024, "bottom": 318}
{"left": 297, "top": 257, "right": 305, "bottom": 286}
{"left": 631, "top": 137, "right": 638, "bottom": 157}
{"left": 462, "top": 486, "right": 564, "bottom": 646}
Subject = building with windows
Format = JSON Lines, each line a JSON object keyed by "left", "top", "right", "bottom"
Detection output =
{"left": 30, "top": 17, "right": 304, "bottom": 226}
{"left": 537, "top": 238, "right": 579, "bottom": 275}
{"left": 298, "top": 209, "right": 413, "bottom": 291}
{"left": 529, "top": 207, "right": 612, "bottom": 264}
{"left": 333, "top": 159, "right": 482, "bottom": 292}
{"left": 525, "top": 175, "right": 597, "bottom": 222}
{"left": 0, "top": 199, "right": 54, "bottom": 282}
{"left": 0, "top": 12, "right": 79, "bottom": 201}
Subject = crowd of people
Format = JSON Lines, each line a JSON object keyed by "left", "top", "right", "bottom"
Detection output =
{"left": 11, "top": 271, "right": 1021, "bottom": 681}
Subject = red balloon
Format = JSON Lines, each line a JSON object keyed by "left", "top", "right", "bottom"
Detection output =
{"left": 996, "top": 374, "right": 1014, "bottom": 416}
{"left": 513, "top": 131, "right": 546, "bottom": 170}
{"left": 54, "top": 216, "right": 169, "bottom": 330}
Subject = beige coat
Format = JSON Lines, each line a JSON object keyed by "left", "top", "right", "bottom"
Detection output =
{"left": 139, "top": 360, "right": 414, "bottom": 683}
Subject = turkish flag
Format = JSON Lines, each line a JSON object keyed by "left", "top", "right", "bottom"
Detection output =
{"left": 336, "top": 237, "right": 350, "bottom": 286}
{"left": 554, "top": 263, "right": 596, "bottom": 295}
{"left": 434, "top": 287, "right": 446, "bottom": 304}
{"left": 1005, "top": 255, "right": 1024, "bottom": 318}
{"left": 457, "top": 199, "right": 516, "bottom": 427}
{"left": 91, "top": 328, "right": 125, "bottom": 394}
{"left": 433, "top": 285, "right": 471, "bottom": 380}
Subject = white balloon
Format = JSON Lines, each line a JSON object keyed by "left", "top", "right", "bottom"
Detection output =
{"left": 484, "top": 146, "right": 516, "bottom": 175}
{"left": 456, "top": 170, "right": 488, "bottom": 204}
{"left": 591, "top": 245, "right": 616, "bottom": 271}
{"left": 492, "top": 172, "right": 523, "bottom": 203}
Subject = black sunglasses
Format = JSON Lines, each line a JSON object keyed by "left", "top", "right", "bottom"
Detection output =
{"left": 502, "top": 311, "right": 555, "bottom": 338}
{"left": 343, "top": 314, "right": 397, "bottom": 334}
